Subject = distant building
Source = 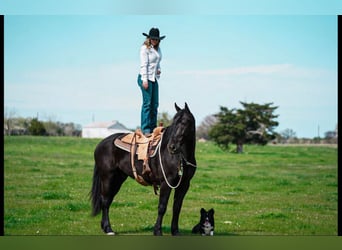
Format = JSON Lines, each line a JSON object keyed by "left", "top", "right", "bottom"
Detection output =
{"left": 82, "top": 120, "right": 132, "bottom": 138}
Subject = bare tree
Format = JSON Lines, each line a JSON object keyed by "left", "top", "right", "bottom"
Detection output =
{"left": 197, "top": 115, "right": 217, "bottom": 140}
{"left": 4, "top": 107, "right": 17, "bottom": 135}
{"left": 280, "top": 128, "right": 297, "bottom": 143}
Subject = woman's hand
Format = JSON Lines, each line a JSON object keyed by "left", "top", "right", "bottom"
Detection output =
{"left": 143, "top": 81, "right": 149, "bottom": 90}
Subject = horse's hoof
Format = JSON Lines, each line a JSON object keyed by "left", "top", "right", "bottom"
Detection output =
{"left": 106, "top": 232, "right": 115, "bottom": 236}
{"left": 153, "top": 231, "right": 162, "bottom": 236}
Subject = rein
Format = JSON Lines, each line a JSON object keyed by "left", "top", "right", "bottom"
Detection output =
{"left": 157, "top": 131, "right": 197, "bottom": 189}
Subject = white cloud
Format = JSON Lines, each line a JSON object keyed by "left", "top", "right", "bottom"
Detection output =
{"left": 175, "top": 63, "right": 332, "bottom": 78}
{"left": 177, "top": 63, "right": 292, "bottom": 76}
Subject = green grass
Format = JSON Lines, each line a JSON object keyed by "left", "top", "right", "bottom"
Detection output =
{"left": 4, "top": 136, "right": 337, "bottom": 235}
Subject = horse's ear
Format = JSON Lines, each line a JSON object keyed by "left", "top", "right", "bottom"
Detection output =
{"left": 175, "top": 103, "right": 181, "bottom": 112}
{"left": 184, "top": 102, "right": 190, "bottom": 113}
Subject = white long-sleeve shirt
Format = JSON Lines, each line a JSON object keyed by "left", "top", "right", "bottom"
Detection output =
{"left": 139, "top": 45, "right": 162, "bottom": 82}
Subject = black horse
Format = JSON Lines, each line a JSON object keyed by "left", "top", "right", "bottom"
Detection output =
{"left": 90, "top": 103, "right": 197, "bottom": 235}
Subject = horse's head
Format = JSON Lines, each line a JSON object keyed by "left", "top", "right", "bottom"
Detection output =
{"left": 167, "top": 103, "right": 196, "bottom": 155}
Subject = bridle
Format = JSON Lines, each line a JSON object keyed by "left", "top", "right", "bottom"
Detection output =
{"left": 157, "top": 131, "right": 197, "bottom": 189}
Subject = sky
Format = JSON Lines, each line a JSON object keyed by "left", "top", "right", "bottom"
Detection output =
{"left": 3, "top": 1, "right": 340, "bottom": 138}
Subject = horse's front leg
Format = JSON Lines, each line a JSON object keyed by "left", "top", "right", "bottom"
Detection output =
{"left": 154, "top": 182, "right": 172, "bottom": 236}
{"left": 171, "top": 181, "right": 190, "bottom": 236}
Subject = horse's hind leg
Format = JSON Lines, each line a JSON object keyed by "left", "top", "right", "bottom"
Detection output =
{"left": 101, "top": 169, "right": 127, "bottom": 235}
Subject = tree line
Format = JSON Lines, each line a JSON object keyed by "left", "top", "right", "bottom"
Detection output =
{"left": 4, "top": 116, "right": 82, "bottom": 136}
{"left": 5, "top": 101, "right": 337, "bottom": 151}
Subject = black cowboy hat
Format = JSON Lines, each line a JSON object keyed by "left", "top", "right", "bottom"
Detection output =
{"left": 142, "top": 27, "right": 165, "bottom": 40}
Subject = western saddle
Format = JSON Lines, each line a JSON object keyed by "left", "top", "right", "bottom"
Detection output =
{"left": 114, "top": 126, "right": 164, "bottom": 193}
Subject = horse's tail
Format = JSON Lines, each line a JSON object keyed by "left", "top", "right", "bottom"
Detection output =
{"left": 90, "top": 164, "right": 102, "bottom": 216}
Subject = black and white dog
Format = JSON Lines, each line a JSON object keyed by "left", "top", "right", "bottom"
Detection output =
{"left": 192, "top": 208, "right": 215, "bottom": 236}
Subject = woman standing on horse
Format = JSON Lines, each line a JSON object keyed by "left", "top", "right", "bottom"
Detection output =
{"left": 137, "top": 27, "right": 165, "bottom": 136}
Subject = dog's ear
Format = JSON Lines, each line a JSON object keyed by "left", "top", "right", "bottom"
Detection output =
{"left": 208, "top": 208, "right": 214, "bottom": 215}
{"left": 200, "top": 208, "right": 206, "bottom": 213}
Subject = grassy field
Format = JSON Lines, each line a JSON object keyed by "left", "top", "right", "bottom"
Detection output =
{"left": 4, "top": 136, "right": 337, "bottom": 235}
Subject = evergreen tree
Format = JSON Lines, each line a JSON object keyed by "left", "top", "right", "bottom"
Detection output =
{"left": 28, "top": 118, "right": 46, "bottom": 136}
{"left": 209, "top": 102, "right": 279, "bottom": 153}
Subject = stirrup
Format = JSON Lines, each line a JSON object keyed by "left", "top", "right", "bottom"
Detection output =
{"left": 142, "top": 160, "right": 151, "bottom": 175}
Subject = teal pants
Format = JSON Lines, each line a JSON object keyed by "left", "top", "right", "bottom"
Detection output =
{"left": 137, "top": 74, "right": 159, "bottom": 134}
